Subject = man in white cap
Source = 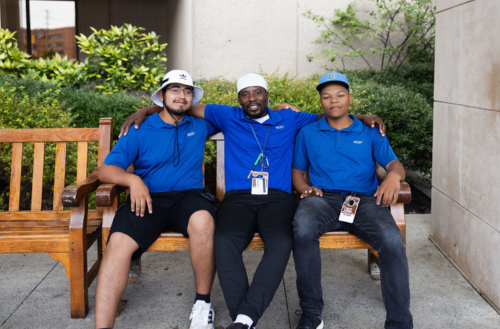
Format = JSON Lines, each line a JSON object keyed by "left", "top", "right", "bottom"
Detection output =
{"left": 96, "top": 70, "right": 219, "bottom": 329}
{"left": 120, "top": 73, "right": 385, "bottom": 329}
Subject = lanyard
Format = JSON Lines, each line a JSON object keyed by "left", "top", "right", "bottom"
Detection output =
{"left": 247, "top": 123, "right": 271, "bottom": 179}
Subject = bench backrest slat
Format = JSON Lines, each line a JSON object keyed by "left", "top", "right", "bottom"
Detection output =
{"left": 9, "top": 143, "right": 23, "bottom": 211}
{"left": 53, "top": 142, "right": 67, "bottom": 211}
{"left": 0, "top": 128, "right": 100, "bottom": 142}
{"left": 97, "top": 119, "right": 113, "bottom": 165}
{"left": 1, "top": 118, "right": 113, "bottom": 213}
{"left": 77, "top": 142, "right": 88, "bottom": 183}
{"left": 31, "top": 142, "right": 45, "bottom": 211}
{"left": 216, "top": 139, "right": 225, "bottom": 201}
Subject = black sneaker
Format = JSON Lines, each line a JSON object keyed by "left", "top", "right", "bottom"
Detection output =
{"left": 297, "top": 312, "right": 324, "bottom": 329}
{"left": 226, "top": 323, "right": 249, "bottom": 329}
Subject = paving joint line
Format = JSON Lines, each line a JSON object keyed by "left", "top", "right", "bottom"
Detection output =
{"left": 428, "top": 236, "right": 500, "bottom": 315}
{"left": 283, "top": 277, "right": 292, "bottom": 328}
{"left": 1, "top": 260, "right": 59, "bottom": 326}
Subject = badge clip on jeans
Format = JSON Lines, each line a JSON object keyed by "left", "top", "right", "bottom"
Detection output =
{"left": 339, "top": 195, "right": 360, "bottom": 223}
{"left": 251, "top": 172, "right": 269, "bottom": 195}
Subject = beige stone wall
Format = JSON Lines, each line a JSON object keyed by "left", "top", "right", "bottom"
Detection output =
{"left": 77, "top": 0, "right": 380, "bottom": 80}
{"left": 432, "top": 0, "right": 500, "bottom": 309}
{"left": 191, "top": 0, "right": 380, "bottom": 79}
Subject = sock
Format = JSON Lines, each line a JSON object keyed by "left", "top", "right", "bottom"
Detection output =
{"left": 195, "top": 292, "right": 211, "bottom": 304}
{"left": 235, "top": 314, "right": 253, "bottom": 327}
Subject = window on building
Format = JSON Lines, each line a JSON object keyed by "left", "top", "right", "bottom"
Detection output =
{"left": 0, "top": 0, "right": 76, "bottom": 59}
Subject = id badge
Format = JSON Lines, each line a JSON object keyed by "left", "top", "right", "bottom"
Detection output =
{"left": 251, "top": 172, "right": 269, "bottom": 195}
{"left": 339, "top": 196, "right": 360, "bottom": 223}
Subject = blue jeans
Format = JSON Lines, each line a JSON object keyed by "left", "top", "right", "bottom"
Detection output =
{"left": 293, "top": 193, "right": 413, "bottom": 329}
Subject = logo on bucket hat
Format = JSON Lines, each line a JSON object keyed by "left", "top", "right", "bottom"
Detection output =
{"left": 151, "top": 70, "right": 204, "bottom": 106}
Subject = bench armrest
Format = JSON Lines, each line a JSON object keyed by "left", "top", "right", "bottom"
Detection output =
{"left": 376, "top": 164, "right": 411, "bottom": 204}
{"left": 62, "top": 168, "right": 102, "bottom": 207}
{"left": 96, "top": 183, "right": 128, "bottom": 207}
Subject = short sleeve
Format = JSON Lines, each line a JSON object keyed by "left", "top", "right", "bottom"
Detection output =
{"left": 371, "top": 130, "right": 398, "bottom": 168}
{"left": 103, "top": 129, "right": 140, "bottom": 170}
{"left": 204, "top": 104, "right": 234, "bottom": 131}
{"left": 294, "top": 112, "right": 318, "bottom": 132}
{"left": 202, "top": 119, "right": 220, "bottom": 136}
{"left": 292, "top": 129, "right": 310, "bottom": 171}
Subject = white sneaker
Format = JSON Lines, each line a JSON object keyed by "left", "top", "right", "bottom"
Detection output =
{"left": 189, "top": 300, "right": 215, "bottom": 329}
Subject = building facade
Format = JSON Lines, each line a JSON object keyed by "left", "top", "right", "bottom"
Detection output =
{"left": 432, "top": 0, "right": 500, "bottom": 310}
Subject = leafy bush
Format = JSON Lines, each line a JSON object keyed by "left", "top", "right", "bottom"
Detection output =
{"left": 65, "top": 90, "right": 153, "bottom": 139}
{"left": 0, "top": 29, "right": 31, "bottom": 76}
{"left": 0, "top": 28, "right": 83, "bottom": 85}
{"left": 0, "top": 79, "right": 84, "bottom": 210}
{"left": 76, "top": 24, "right": 167, "bottom": 93}
{"left": 0, "top": 75, "right": 153, "bottom": 139}
{"left": 350, "top": 82, "right": 433, "bottom": 176}
{"left": 344, "top": 62, "right": 434, "bottom": 104}
{"left": 0, "top": 24, "right": 167, "bottom": 93}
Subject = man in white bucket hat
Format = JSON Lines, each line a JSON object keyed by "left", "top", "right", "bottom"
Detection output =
{"left": 96, "top": 70, "right": 219, "bottom": 329}
{"left": 120, "top": 73, "right": 385, "bottom": 329}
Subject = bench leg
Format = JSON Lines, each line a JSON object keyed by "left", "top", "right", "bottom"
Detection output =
{"left": 368, "top": 250, "right": 381, "bottom": 280}
{"left": 128, "top": 259, "right": 141, "bottom": 283}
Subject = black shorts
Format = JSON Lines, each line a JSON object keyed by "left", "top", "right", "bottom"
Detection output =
{"left": 109, "top": 188, "right": 217, "bottom": 260}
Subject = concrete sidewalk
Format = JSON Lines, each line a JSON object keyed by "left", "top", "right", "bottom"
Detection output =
{"left": 1, "top": 215, "right": 499, "bottom": 328}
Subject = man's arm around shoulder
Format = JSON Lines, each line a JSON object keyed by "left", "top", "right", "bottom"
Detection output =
{"left": 119, "top": 104, "right": 207, "bottom": 137}
{"left": 99, "top": 164, "right": 153, "bottom": 217}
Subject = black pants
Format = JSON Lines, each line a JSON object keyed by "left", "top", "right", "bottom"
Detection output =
{"left": 214, "top": 189, "right": 297, "bottom": 325}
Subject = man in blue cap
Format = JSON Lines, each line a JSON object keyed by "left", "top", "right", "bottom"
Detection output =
{"left": 291, "top": 72, "right": 413, "bottom": 329}
{"left": 119, "top": 73, "right": 386, "bottom": 329}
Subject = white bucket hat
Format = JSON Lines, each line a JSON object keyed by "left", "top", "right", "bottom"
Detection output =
{"left": 237, "top": 73, "right": 267, "bottom": 94}
{"left": 151, "top": 70, "right": 204, "bottom": 106}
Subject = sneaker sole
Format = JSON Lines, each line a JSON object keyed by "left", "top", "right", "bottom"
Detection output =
{"left": 317, "top": 320, "right": 324, "bottom": 329}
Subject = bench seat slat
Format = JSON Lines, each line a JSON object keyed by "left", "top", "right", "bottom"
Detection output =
{"left": 0, "top": 219, "right": 102, "bottom": 228}
{"left": 0, "top": 210, "right": 102, "bottom": 221}
{"left": 0, "top": 225, "right": 99, "bottom": 236}
{"left": 0, "top": 239, "right": 70, "bottom": 253}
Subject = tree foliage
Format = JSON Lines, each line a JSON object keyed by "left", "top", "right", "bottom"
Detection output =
{"left": 304, "top": 0, "right": 435, "bottom": 70}
{"left": 76, "top": 24, "right": 167, "bottom": 93}
{"left": 0, "top": 24, "right": 167, "bottom": 93}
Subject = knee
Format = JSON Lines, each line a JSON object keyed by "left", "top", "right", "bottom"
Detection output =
{"left": 188, "top": 210, "right": 215, "bottom": 238}
{"left": 293, "top": 199, "right": 323, "bottom": 241}
{"left": 378, "top": 230, "right": 405, "bottom": 255}
{"left": 106, "top": 232, "right": 139, "bottom": 257}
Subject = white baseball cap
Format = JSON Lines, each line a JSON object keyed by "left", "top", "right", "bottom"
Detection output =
{"left": 237, "top": 73, "right": 268, "bottom": 94}
{"left": 151, "top": 70, "right": 204, "bottom": 106}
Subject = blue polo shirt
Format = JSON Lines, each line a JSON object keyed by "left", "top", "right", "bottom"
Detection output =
{"left": 293, "top": 115, "right": 398, "bottom": 195}
{"left": 205, "top": 104, "right": 318, "bottom": 193}
{"left": 104, "top": 112, "right": 219, "bottom": 193}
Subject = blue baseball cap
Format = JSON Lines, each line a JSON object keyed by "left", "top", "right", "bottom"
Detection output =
{"left": 316, "top": 72, "right": 350, "bottom": 92}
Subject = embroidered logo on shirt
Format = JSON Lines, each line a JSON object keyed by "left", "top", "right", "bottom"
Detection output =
{"left": 187, "top": 132, "right": 195, "bottom": 137}
{"left": 353, "top": 140, "right": 363, "bottom": 144}
{"left": 276, "top": 125, "right": 284, "bottom": 129}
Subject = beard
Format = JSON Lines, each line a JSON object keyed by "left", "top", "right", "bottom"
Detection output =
{"left": 243, "top": 105, "right": 267, "bottom": 119}
{"left": 166, "top": 106, "right": 187, "bottom": 116}
{"left": 163, "top": 97, "right": 188, "bottom": 117}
